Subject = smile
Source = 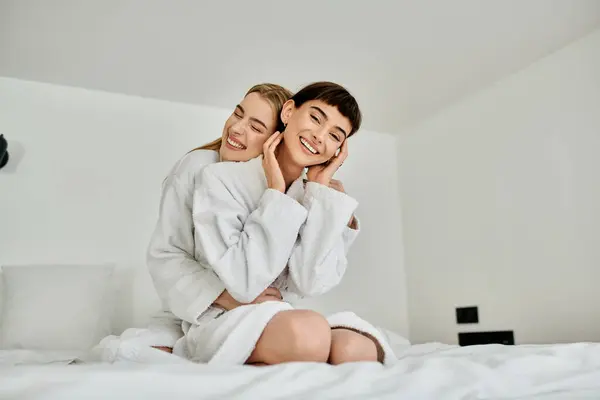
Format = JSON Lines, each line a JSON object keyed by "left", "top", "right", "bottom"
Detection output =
{"left": 300, "top": 137, "right": 318, "bottom": 155}
{"left": 227, "top": 135, "right": 246, "bottom": 150}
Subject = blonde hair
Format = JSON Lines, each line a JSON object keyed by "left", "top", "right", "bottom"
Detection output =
{"left": 189, "top": 83, "right": 293, "bottom": 153}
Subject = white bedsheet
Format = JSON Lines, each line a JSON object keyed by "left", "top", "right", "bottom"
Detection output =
{"left": 2, "top": 343, "right": 600, "bottom": 399}
{"left": 0, "top": 349, "right": 81, "bottom": 366}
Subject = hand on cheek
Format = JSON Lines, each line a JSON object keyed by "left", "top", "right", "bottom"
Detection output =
{"left": 306, "top": 140, "right": 348, "bottom": 187}
{"left": 262, "top": 132, "right": 286, "bottom": 193}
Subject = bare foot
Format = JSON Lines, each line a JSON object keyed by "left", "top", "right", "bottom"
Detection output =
{"left": 152, "top": 346, "right": 173, "bottom": 353}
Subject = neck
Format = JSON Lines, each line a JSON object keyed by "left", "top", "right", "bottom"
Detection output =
{"left": 275, "top": 145, "right": 304, "bottom": 190}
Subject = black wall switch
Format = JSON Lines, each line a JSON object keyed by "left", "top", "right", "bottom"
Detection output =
{"left": 456, "top": 306, "right": 479, "bottom": 324}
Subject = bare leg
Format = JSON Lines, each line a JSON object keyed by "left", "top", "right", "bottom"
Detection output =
{"left": 246, "top": 310, "right": 331, "bottom": 365}
{"left": 328, "top": 328, "right": 382, "bottom": 365}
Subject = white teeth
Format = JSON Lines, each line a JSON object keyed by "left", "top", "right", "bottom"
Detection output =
{"left": 300, "top": 138, "right": 318, "bottom": 154}
{"left": 227, "top": 136, "right": 245, "bottom": 149}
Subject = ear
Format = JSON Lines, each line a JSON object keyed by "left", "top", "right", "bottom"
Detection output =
{"left": 280, "top": 99, "right": 295, "bottom": 125}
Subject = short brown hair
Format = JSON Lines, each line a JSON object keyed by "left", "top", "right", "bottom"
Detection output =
{"left": 191, "top": 83, "right": 293, "bottom": 152}
{"left": 291, "top": 82, "right": 362, "bottom": 137}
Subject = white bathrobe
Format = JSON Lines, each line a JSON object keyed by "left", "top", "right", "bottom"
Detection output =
{"left": 175, "top": 156, "right": 397, "bottom": 365}
{"left": 148, "top": 152, "right": 361, "bottom": 324}
{"left": 146, "top": 150, "right": 225, "bottom": 326}
{"left": 85, "top": 150, "right": 220, "bottom": 364}
{"left": 191, "top": 155, "right": 360, "bottom": 304}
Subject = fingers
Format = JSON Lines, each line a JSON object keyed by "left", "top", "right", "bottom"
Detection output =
{"left": 263, "top": 287, "right": 283, "bottom": 299}
{"left": 333, "top": 140, "right": 349, "bottom": 166}
{"left": 263, "top": 132, "right": 282, "bottom": 154}
{"left": 252, "top": 293, "right": 283, "bottom": 304}
{"left": 263, "top": 131, "right": 280, "bottom": 151}
{"left": 251, "top": 287, "right": 284, "bottom": 304}
{"left": 269, "top": 133, "right": 282, "bottom": 153}
{"left": 263, "top": 133, "right": 280, "bottom": 173}
{"left": 340, "top": 139, "right": 349, "bottom": 157}
{"left": 324, "top": 140, "right": 349, "bottom": 171}
{"left": 329, "top": 179, "right": 345, "bottom": 192}
{"left": 253, "top": 295, "right": 282, "bottom": 304}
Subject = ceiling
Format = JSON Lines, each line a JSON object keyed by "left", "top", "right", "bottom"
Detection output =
{"left": 1, "top": 0, "right": 599, "bottom": 133}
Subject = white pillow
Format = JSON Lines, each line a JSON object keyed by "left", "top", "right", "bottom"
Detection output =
{"left": 0, "top": 264, "right": 115, "bottom": 351}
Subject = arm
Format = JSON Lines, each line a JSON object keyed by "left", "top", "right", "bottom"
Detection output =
{"left": 213, "top": 287, "right": 283, "bottom": 311}
{"left": 147, "top": 153, "right": 225, "bottom": 324}
{"left": 287, "top": 181, "right": 359, "bottom": 297}
{"left": 192, "top": 167, "right": 308, "bottom": 303}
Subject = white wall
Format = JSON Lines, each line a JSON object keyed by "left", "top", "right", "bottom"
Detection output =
{"left": 0, "top": 77, "right": 408, "bottom": 336}
{"left": 397, "top": 29, "right": 600, "bottom": 344}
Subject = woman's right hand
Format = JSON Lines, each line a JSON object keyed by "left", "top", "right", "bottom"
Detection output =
{"left": 252, "top": 287, "right": 283, "bottom": 304}
{"left": 262, "top": 132, "right": 286, "bottom": 193}
{"left": 213, "top": 289, "right": 243, "bottom": 311}
{"left": 213, "top": 287, "right": 283, "bottom": 311}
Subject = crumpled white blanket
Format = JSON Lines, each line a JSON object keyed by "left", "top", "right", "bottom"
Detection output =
{"left": 4, "top": 343, "right": 600, "bottom": 400}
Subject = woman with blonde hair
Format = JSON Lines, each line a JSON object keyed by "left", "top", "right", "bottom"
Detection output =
{"left": 88, "top": 83, "right": 293, "bottom": 362}
{"left": 147, "top": 83, "right": 294, "bottom": 333}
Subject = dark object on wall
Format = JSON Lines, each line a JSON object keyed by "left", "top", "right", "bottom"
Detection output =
{"left": 0, "top": 134, "right": 9, "bottom": 170}
{"left": 458, "top": 331, "right": 515, "bottom": 346}
{"left": 456, "top": 306, "right": 479, "bottom": 324}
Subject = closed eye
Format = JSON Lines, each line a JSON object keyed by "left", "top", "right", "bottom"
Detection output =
{"left": 330, "top": 132, "right": 341, "bottom": 142}
{"left": 234, "top": 105, "right": 244, "bottom": 119}
{"left": 251, "top": 124, "right": 264, "bottom": 133}
{"left": 310, "top": 114, "right": 320, "bottom": 124}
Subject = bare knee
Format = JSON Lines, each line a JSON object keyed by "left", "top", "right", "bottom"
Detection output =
{"left": 283, "top": 310, "right": 331, "bottom": 362}
{"left": 329, "top": 328, "right": 378, "bottom": 365}
{"left": 248, "top": 310, "right": 331, "bottom": 364}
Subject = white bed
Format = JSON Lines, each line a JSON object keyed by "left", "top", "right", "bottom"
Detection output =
{"left": 2, "top": 342, "right": 600, "bottom": 399}
{"left": 2, "top": 265, "right": 600, "bottom": 399}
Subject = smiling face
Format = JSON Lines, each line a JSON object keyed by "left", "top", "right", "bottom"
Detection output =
{"left": 279, "top": 99, "right": 352, "bottom": 168}
{"left": 219, "top": 92, "right": 278, "bottom": 162}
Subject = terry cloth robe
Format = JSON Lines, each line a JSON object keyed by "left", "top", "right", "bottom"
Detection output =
{"left": 85, "top": 150, "right": 220, "bottom": 364}
{"left": 175, "top": 156, "right": 396, "bottom": 365}
{"left": 147, "top": 149, "right": 225, "bottom": 325}
{"left": 191, "top": 155, "right": 360, "bottom": 303}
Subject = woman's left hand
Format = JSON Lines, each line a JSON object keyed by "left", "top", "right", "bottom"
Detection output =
{"left": 328, "top": 179, "right": 346, "bottom": 193}
{"left": 307, "top": 140, "right": 348, "bottom": 187}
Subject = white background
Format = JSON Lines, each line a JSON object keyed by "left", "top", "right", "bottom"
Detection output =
{"left": 398, "top": 29, "right": 600, "bottom": 344}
